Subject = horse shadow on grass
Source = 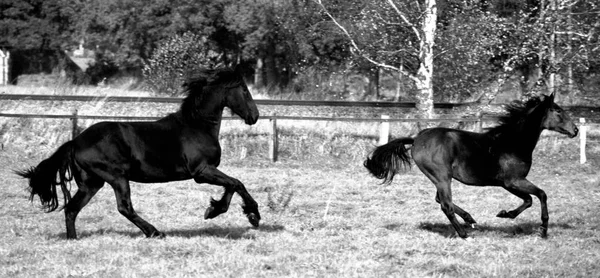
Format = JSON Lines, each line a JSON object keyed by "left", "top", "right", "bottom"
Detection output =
{"left": 62, "top": 224, "right": 285, "bottom": 240}
{"left": 415, "top": 221, "right": 575, "bottom": 238}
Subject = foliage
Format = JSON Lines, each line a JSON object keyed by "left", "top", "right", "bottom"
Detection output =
{"left": 434, "top": 5, "right": 507, "bottom": 101}
{"left": 1, "top": 0, "right": 599, "bottom": 101}
{"left": 143, "top": 32, "right": 223, "bottom": 95}
{"left": 0, "top": 0, "right": 81, "bottom": 50}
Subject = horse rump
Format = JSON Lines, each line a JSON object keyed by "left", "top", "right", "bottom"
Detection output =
{"left": 364, "top": 138, "right": 414, "bottom": 184}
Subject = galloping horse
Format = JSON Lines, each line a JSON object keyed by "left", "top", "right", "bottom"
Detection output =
{"left": 16, "top": 67, "right": 261, "bottom": 239}
{"left": 364, "top": 94, "right": 578, "bottom": 238}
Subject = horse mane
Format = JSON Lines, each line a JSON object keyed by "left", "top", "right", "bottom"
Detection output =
{"left": 484, "top": 95, "right": 547, "bottom": 140}
{"left": 177, "top": 67, "right": 243, "bottom": 123}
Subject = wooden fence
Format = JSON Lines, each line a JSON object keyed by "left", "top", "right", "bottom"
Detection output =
{"left": 0, "top": 94, "right": 595, "bottom": 163}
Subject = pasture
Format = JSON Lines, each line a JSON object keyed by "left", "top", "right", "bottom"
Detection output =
{"left": 1, "top": 86, "right": 599, "bottom": 277}
{"left": 1, "top": 137, "right": 599, "bottom": 277}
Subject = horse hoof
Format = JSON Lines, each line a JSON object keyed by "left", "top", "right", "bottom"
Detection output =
{"left": 538, "top": 227, "right": 548, "bottom": 238}
{"left": 247, "top": 213, "right": 260, "bottom": 227}
{"left": 496, "top": 210, "right": 512, "bottom": 218}
{"left": 204, "top": 206, "right": 219, "bottom": 219}
{"left": 149, "top": 231, "right": 166, "bottom": 238}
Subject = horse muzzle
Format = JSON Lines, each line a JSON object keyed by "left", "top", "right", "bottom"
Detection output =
{"left": 244, "top": 111, "right": 259, "bottom": 125}
{"left": 568, "top": 126, "right": 579, "bottom": 138}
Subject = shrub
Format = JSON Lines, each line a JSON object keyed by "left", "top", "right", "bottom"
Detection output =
{"left": 143, "top": 32, "right": 223, "bottom": 96}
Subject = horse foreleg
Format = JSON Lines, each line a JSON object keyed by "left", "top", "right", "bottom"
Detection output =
{"left": 498, "top": 179, "right": 548, "bottom": 238}
{"left": 194, "top": 166, "right": 261, "bottom": 227}
{"left": 496, "top": 186, "right": 533, "bottom": 219}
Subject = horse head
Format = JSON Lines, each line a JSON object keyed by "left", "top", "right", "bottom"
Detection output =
{"left": 541, "top": 93, "right": 578, "bottom": 138}
{"left": 224, "top": 75, "right": 259, "bottom": 125}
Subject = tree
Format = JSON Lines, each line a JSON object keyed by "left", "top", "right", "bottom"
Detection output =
{"left": 77, "top": 0, "right": 174, "bottom": 71}
{"left": 0, "top": 0, "right": 81, "bottom": 50}
{"left": 316, "top": 0, "right": 438, "bottom": 121}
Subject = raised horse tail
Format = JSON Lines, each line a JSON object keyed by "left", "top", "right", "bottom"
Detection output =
{"left": 15, "top": 141, "right": 75, "bottom": 212}
{"left": 364, "top": 138, "right": 414, "bottom": 184}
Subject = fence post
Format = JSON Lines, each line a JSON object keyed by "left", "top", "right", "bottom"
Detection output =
{"left": 580, "top": 117, "right": 587, "bottom": 164}
{"left": 379, "top": 115, "right": 390, "bottom": 145}
{"left": 71, "top": 109, "right": 79, "bottom": 139}
{"left": 269, "top": 115, "right": 278, "bottom": 162}
{"left": 0, "top": 50, "right": 9, "bottom": 85}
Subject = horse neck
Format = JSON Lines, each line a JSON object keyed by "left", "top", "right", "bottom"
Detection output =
{"left": 509, "top": 109, "right": 546, "bottom": 156}
{"left": 179, "top": 100, "right": 224, "bottom": 138}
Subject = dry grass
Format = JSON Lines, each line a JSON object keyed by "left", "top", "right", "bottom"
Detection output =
{"left": 1, "top": 136, "right": 599, "bottom": 277}
{"left": 1, "top": 85, "right": 599, "bottom": 277}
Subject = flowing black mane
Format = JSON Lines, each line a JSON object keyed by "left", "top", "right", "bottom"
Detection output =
{"left": 485, "top": 96, "right": 546, "bottom": 139}
{"left": 178, "top": 68, "right": 243, "bottom": 123}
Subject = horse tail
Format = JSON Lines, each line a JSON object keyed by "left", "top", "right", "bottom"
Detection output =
{"left": 15, "top": 141, "right": 75, "bottom": 212}
{"left": 364, "top": 138, "right": 414, "bottom": 184}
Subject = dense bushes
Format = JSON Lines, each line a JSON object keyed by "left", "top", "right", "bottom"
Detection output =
{"left": 142, "top": 32, "right": 222, "bottom": 96}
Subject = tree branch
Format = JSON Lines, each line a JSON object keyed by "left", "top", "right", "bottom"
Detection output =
{"left": 314, "top": 0, "right": 418, "bottom": 82}
{"left": 386, "top": 0, "right": 422, "bottom": 42}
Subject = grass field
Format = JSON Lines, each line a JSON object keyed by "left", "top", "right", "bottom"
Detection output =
{"left": 1, "top": 85, "right": 599, "bottom": 277}
{"left": 1, "top": 136, "right": 599, "bottom": 277}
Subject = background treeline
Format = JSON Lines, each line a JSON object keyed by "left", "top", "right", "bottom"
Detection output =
{"left": 0, "top": 0, "right": 598, "bottom": 103}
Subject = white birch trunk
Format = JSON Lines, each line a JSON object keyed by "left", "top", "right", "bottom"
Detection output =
{"left": 414, "top": 0, "right": 437, "bottom": 124}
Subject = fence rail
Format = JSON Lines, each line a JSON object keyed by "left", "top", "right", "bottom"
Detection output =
{"left": 1, "top": 93, "right": 596, "bottom": 163}
{"left": 2, "top": 93, "right": 599, "bottom": 110}
{"left": 0, "top": 111, "right": 593, "bottom": 164}
{"left": 0, "top": 93, "right": 480, "bottom": 108}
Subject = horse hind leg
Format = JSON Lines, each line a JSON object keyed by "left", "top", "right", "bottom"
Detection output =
{"left": 63, "top": 171, "right": 105, "bottom": 239}
{"left": 435, "top": 194, "right": 477, "bottom": 228}
{"left": 109, "top": 178, "right": 165, "bottom": 238}
{"left": 435, "top": 182, "right": 469, "bottom": 238}
{"left": 419, "top": 165, "right": 468, "bottom": 238}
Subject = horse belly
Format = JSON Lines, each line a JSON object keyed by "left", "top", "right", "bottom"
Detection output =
{"left": 127, "top": 150, "right": 191, "bottom": 183}
{"left": 452, "top": 156, "right": 498, "bottom": 186}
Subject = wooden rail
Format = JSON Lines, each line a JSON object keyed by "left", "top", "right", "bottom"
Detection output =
{"left": 0, "top": 93, "right": 492, "bottom": 108}
{"left": 1, "top": 94, "right": 596, "bottom": 163}
{"left": 0, "top": 111, "right": 495, "bottom": 161}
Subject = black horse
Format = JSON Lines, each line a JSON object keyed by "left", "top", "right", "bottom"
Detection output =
{"left": 16, "top": 67, "right": 261, "bottom": 239}
{"left": 364, "top": 94, "right": 578, "bottom": 238}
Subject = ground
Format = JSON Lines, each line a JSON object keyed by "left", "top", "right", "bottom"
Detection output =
{"left": 1, "top": 137, "right": 598, "bottom": 277}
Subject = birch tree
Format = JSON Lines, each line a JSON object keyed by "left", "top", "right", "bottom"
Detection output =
{"left": 316, "top": 0, "right": 438, "bottom": 120}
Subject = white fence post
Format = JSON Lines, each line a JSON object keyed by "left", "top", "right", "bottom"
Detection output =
{"left": 0, "top": 50, "right": 9, "bottom": 85}
{"left": 580, "top": 118, "right": 587, "bottom": 164}
{"left": 379, "top": 115, "right": 390, "bottom": 145}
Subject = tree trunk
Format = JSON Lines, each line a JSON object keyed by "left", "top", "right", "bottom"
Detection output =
{"left": 254, "top": 58, "right": 264, "bottom": 89}
{"left": 264, "top": 41, "right": 279, "bottom": 88}
{"left": 414, "top": 0, "right": 437, "bottom": 126}
{"left": 367, "top": 67, "right": 380, "bottom": 99}
{"left": 547, "top": 0, "right": 557, "bottom": 99}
